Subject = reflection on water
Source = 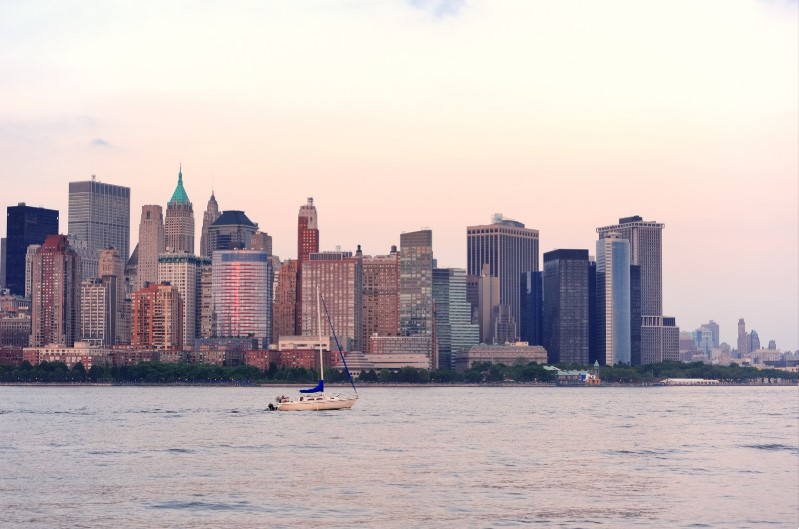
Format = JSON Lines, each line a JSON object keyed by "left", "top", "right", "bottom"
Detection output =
{"left": 0, "top": 386, "right": 796, "bottom": 528}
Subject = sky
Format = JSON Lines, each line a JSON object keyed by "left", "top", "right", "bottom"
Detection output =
{"left": 1, "top": 0, "right": 797, "bottom": 351}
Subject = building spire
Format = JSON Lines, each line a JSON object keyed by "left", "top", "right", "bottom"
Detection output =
{"left": 168, "top": 163, "right": 191, "bottom": 206}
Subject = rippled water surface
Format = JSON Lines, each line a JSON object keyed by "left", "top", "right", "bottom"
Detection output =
{"left": 1, "top": 385, "right": 797, "bottom": 528}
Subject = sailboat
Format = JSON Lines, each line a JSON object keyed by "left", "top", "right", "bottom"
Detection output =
{"left": 274, "top": 286, "right": 358, "bottom": 411}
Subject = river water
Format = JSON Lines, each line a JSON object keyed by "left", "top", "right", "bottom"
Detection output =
{"left": 0, "top": 385, "right": 796, "bottom": 528}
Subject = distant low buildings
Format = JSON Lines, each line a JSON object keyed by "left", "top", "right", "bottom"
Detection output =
{"left": 454, "top": 342, "right": 547, "bottom": 371}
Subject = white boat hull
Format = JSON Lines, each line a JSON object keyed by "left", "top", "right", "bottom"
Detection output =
{"left": 276, "top": 394, "right": 357, "bottom": 411}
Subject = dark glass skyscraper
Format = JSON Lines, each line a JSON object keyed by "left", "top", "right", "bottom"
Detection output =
{"left": 543, "top": 249, "right": 589, "bottom": 365}
{"left": 519, "top": 271, "right": 543, "bottom": 346}
{"left": 5, "top": 203, "right": 59, "bottom": 296}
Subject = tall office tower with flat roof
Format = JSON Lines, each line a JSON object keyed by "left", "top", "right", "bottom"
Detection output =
{"left": 5, "top": 203, "right": 59, "bottom": 296}
{"left": 159, "top": 253, "right": 209, "bottom": 350}
{"left": 136, "top": 205, "right": 165, "bottom": 290}
{"left": 596, "top": 234, "right": 631, "bottom": 365}
{"left": 68, "top": 177, "right": 130, "bottom": 279}
{"left": 199, "top": 192, "right": 221, "bottom": 258}
{"left": 519, "top": 271, "right": 544, "bottom": 346}
{"left": 165, "top": 165, "right": 195, "bottom": 254}
{"left": 597, "top": 216, "right": 678, "bottom": 364}
{"left": 543, "top": 249, "right": 590, "bottom": 365}
{"left": 30, "top": 235, "right": 81, "bottom": 347}
{"left": 433, "top": 267, "right": 478, "bottom": 370}
{"left": 467, "top": 214, "right": 538, "bottom": 335}
{"left": 596, "top": 216, "right": 662, "bottom": 317}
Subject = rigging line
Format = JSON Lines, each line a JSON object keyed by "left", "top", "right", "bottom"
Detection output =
{"left": 320, "top": 294, "right": 358, "bottom": 396}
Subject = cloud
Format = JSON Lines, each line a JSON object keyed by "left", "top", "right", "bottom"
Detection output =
{"left": 90, "top": 138, "right": 110, "bottom": 147}
{"left": 406, "top": 0, "right": 466, "bottom": 18}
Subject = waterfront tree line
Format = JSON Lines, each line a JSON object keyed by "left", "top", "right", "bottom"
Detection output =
{"left": 0, "top": 360, "right": 795, "bottom": 384}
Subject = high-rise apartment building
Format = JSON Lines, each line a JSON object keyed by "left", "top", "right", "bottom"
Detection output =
{"left": 630, "top": 264, "right": 641, "bottom": 365}
{"left": 543, "top": 249, "right": 590, "bottom": 365}
{"left": 136, "top": 205, "right": 165, "bottom": 290}
{"left": 212, "top": 250, "right": 272, "bottom": 347}
{"left": 199, "top": 192, "right": 221, "bottom": 258}
{"left": 399, "top": 230, "right": 434, "bottom": 365}
{"left": 467, "top": 214, "right": 539, "bottom": 333}
{"left": 30, "top": 235, "right": 81, "bottom": 347}
{"left": 5, "top": 203, "right": 59, "bottom": 296}
{"left": 596, "top": 234, "right": 631, "bottom": 366}
{"left": 68, "top": 178, "right": 130, "bottom": 279}
{"left": 25, "top": 244, "right": 41, "bottom": 299}
{"left": 361, "top": 248, "right": 400, "bottom": 354}
{"left": 296, "top": 197, "right": 320, "bottom": 334}
{"left": 519, "top": 271, "right": 543, "bottom": 346}
{"left": 272, "top": 259, "right": 298, "bottom": 344}
{"left": 164, "top": 166, "right": 194, "bottom": 254}
{"left": 433, "top": 267, "right": 478, "bottom": 370}
{"left": 80, "top": 276, "right": 116, "bottom": 346}
{"left": 300, "top": 251, "right": 361, "bottom": 352}
{"left": 158, "top": 253, "right": 208, "bottom": 350}
{"left": 207, "top": 211, "right": 258, "bottom": 252}
{"left": 131, "top": 282, "right": 183, "bottom": 351}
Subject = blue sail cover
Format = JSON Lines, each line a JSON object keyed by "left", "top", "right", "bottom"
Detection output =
{"left": 299, "top": 380, "right": 324, "bottom": 393}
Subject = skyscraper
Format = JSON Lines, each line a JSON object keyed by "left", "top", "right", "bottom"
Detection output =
{"left": 131, "top": 282, "right": 183, "bottom": 351}
{"left": 399, "top": 230, "right": 434, "bottom": 361}
{"left": 159, "top": 253, "right": 208, "bottom": 350}
{"left": 300, "top": 251, "right": 362, "bottom": 352}
{"left": 478, "top": 264, "right": 500, "bottom": 344}
{"left": 80, "top": 276, "right": 116, "bottom": 346}
{"left": 596, "top": 216, "right": 662, "bottom": 316}
{"left": 98, "top": 247, "right": 124, "bottom": 344}
{"left": 199, "top": 192, "right": 221, "bottom": 258}
{"left": 164, "top": 165, "right": 195, "bottom": 254}
{"left": 206, "top": 211, "right": 258, "bottom": 252}
{"left": 519, "top": 271, "right": 543, "bottom": 346}
{"left": 596, "top": 234, "right": 631, "bottom": 366}
{"left": 296, "top": 197, "right": 320, "bottom": 334}
{"left": 5, "top": 203, "right": 59, "bottom": 296}
{"left": 433, "top": 267, "right": 478, "bottom": 370}
{"left": 597, "top": 216, "right": 678, "bottom": 364}
{"left": 136, "top": 205, "right": 165, "bottom": 290}
{"left": 68, "top": 178, "right": 130, "bottom": 279}
{"left": 543, "top": 249, "right": 590, "bottom": 365}
{"left": 361, "top": 248, "right": 400, "bottom": 354}
{"left": 737, "top": 318, "right": 748, "bottom": 356}
{"left": 30, "top": 235, "right": 81, "bottom": 347}
{"left": 272, "top": 259, "right": 298, "bottom": 344}
{"left": 212, "top": 249, "right": 273, "bottom": 348}
{"left": 467, "top": 214, "right": 539, "bottom": 334}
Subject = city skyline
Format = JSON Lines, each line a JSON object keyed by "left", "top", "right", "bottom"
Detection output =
{"left": 1, "top": 1, "right": 796, "bottom": 351}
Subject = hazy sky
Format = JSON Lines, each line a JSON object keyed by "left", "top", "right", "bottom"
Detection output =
{"left": 1, "top": 0, "right": 797, "bottom": 350}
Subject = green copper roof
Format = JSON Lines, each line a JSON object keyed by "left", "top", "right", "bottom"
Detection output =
{"left": 168, "top": 165, "right": 191, "bottom": 205}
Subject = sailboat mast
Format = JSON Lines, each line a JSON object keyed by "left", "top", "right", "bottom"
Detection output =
{"left": 317, "top": 284, "right": 324, "bottom": 384}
